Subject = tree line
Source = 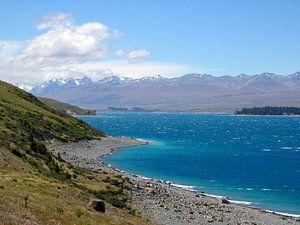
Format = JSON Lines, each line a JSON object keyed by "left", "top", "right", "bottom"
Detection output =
{"left": 235, "top": 106, "right": 300, "bottom": 115}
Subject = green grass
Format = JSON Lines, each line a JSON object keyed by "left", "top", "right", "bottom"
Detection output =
{"left": 0, "top": 80, "right": 104, "bottom": 177}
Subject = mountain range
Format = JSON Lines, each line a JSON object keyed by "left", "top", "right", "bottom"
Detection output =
{"left": 27, "top": 72, "right": 300, "bottom": 113}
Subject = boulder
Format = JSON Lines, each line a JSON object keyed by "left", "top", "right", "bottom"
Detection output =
{"left": 89, "top": 199, "right": 105, "bottom": 213}
{"left": 221, "top": 197, "right": 230, "bottom": 204}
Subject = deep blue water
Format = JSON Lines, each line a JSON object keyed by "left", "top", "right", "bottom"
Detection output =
{"left": 81, "top": 113, "right": 300, "bottom": 216}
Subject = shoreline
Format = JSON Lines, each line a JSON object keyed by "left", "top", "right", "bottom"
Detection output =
{"left": 106, "top": 162, "right": 300, "bottom": 220}
{"left": 52, "top": 137, "right": 300, "bottom": 225}
{"left": 94, "top": 111, "right": 300, "bottom": 117}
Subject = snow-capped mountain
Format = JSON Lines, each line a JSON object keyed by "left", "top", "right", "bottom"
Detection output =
{"left": 28, "top": 72, "right": 300, "bottom": 112}
{"left": 14, "top": 83, "right": 33, "bottom": 92}
{"left": 96, "top": 75, "right": 133, "bottom": 84}
{"left": 31, "top": 75, "right": 163, "bottom": 94}
{"left": 139, "top": 75, "right": 164, "bottom": 81}
{"left": 31, "top": 76, "right": 93, "bottom": 95}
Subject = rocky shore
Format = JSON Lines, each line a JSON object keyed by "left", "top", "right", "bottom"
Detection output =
{"left": 51, "top": 137, "right": 300, "bottom": 225}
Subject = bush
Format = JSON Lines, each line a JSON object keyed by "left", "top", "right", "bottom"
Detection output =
{"left": 11, "top": 149, "right": 23, "bottom": 158}
{"left": 127, "top": 207, "right": 138, "bottom": 216}
{"left": 110, "top": 178, "right": 122, "bottom": 187}
{"left": 75, "top": 208, "right": 84, "bottom": 218}
{"left": 56, "top": 206, "right": 64, "bottom": 215}
{"left": 91, "top": 188, "right": 127, "bottom": 209}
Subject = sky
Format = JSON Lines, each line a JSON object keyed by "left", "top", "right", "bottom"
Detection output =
{"left": 0, "top": 0, "right": 300, "bottom": 85}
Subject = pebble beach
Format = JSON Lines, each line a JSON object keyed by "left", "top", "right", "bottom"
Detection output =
{"left": 52, "top": 136, "right": 300, "bottom": 225}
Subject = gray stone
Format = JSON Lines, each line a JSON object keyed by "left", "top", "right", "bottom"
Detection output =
{"left": 89, "top": 199, "right": 105, "bottom": 213}
{"left": 221, "top": 198, "right": 230, "bottom": 204}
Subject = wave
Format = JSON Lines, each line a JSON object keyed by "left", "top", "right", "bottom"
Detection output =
{"left": 228, "top": 199, "right": 252, "bottom": 205}
{"left": 202, "top": 193, "right": 252, "bottom": 205}
{"left": 261, "top": 188, "right": 272, "bottom": 191}
{"left": 265, "top": 210, "right": 300, "bottom": 218}
{"left": 171, "top": 183, "right": 196, "bottom": 191}
{"left": 280, "top": 147, "right": 293, "bottom": 150}
{"left": 203, "top": 193, "right": 224, "bottom": 198}
{"left": 135, "top": 138, "right": 151, "bottom": 143}
{"left": 139, "top": 176, "right": 152, "bottom": 180}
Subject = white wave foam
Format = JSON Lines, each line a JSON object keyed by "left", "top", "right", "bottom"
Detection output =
{"left": 135, "top": 138, "right": 151, "bottom": 143}
{"left": 228, "top": 200, "right": 252, "bottom": 205}
{"left": 171, "top": 183, "right": 196, "bottom": 191}
{"left": 139, "top": 176, "right": 152, "bottom": 180}
{"left": 262, "top": 188, "right": 272, "bottom": 191}
{"left": 280, "top": 147, "right": 293, "bottom": 150}
{"left": 265, "top": 210, "right": 300, "bottom": 218}
{"left": 262, "top": 149, "right": 271, "bottom": 152}
{"left": 246, "top": 188, "right": 254, "bottom": 191}
{"left": 203, "top": 193, "right": 224, "bottom": 199}
{"left": 202, "top": 194, "right": 251, "bottom": 205}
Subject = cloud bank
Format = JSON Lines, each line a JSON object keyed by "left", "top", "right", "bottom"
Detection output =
{"left": 0, "top": 13, "right": 197, "bottom": 85}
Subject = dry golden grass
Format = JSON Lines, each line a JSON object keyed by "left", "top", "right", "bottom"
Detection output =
{"left": 0, "top": 150, "right": 153, "bottom": 225}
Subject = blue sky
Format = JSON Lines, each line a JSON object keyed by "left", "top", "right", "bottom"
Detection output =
{"left": 0, "top": 0, "right": 300, "bottom": 84}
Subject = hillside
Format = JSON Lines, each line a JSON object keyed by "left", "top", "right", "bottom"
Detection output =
{"left": 38, "top": 97, "right": 96, "bottom": 116}
{"left": 0, "top": 80, "right": 153, "bottom": 225}
{"left": 30, "top": 72, "right": 300, "bottom": 113}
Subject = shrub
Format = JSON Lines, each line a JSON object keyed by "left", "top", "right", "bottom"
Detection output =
{"left": 127, "top": 207, "right": 138, "bottom": 216}
{"left": 91, "top": 188, "right": 127, "bottom": 209}
{"left": 103, "top": 176, "right": 111, "bottom": 182}
{"left": 11, "top": 149, "right": 23, "bottom": 158}
{"left": 75, "top": 208, "right": 84, "bottom": 218}
{"left": 110, "top": 178, "right": 122, "bottom": 187}
{"left": 56, "top": 206, "right": 64, "bottom": 215}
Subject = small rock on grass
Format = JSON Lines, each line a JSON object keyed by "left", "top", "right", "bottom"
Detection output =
{"left": 88, "top": 199, "right": 105, "bottom": 213}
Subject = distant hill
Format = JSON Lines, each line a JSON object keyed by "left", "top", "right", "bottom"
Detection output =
{"left": 38, "top": 97, "right": 96, "bottom": 115}
{"left": 0, "top": 79, "right": 103, "bottom": 174}
{"left": 29, "top": 72, "right": 300, "bottom": 113}
{"left": 0, "top": 80, "right": 102, "bottom": 149}
{"left": 235, "top": 106, "right": 300, "bottom": 115}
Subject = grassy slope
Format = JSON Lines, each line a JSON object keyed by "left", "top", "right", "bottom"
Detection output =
{"left": 38, "top": 97, "right": 96, "bottom": 116}
{"left": 0, "top": 81, "right": 153, "bottom": 225}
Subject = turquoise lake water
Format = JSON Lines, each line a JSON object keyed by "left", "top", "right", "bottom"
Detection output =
{"left": 81, "top": 113, "right": 300, "bottom": 216}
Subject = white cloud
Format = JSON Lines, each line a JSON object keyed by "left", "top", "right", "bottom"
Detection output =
{"left": 115, "top": 49, "right": 125, "bottom": 57}
{"left": 37, "top": 13, "right": 73, "bottom": 30}
{"left": 0, "top": 41, "right": 24, "bottom": 56}
{"left": 115, "top": 49, "right": 150, "bottom": 62}
{"left": 112, "top": 29, "right": 122, "bottom": 38}
{"left": 22, "top": 22, "right": 109, "bottom": 63}
{"left": 71, "top": 60, "right": 200, "bottom": 78}
{"left": 0, "top": 13, "right": 200, "bottom": 85}
{"left": 40, "top": 67, "right": 114, "bottom": 81}
{"left": 128, "top": 50, "right": 150, "bottom": 61}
